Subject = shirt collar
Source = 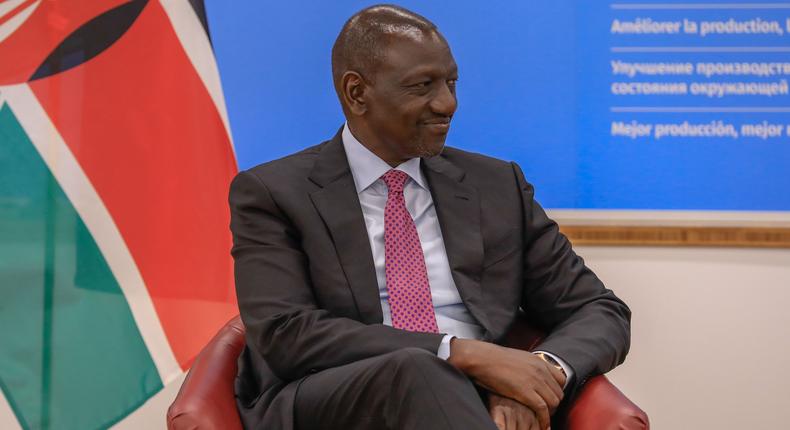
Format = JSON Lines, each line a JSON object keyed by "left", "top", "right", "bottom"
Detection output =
{"left": 342, "top": 123, "right": 426, "bottom": 193}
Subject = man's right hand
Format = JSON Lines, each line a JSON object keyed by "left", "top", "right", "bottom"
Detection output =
{"left": 447, "top": 338, "right": 565, "bottom": 430}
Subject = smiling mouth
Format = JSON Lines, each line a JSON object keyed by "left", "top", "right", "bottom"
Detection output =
{"left": 422, "top": 118, "right": 451, "bottom": 133}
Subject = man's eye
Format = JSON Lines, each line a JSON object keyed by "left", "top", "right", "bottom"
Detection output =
{"left": 412, "top": 81, "right": 431, "bottom": 88}
{"left": 448, "top": 79, "right": 458, "bottom": 86}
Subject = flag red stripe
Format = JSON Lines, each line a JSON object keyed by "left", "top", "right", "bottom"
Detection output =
{"left": 0, "top": 0, "right": 37, "bottom": 26}
{"left": 0, "top": 0, "right": 128, "bottom": 85}
{"left": 29, "top": 0, "right": 238, "bottom": 369}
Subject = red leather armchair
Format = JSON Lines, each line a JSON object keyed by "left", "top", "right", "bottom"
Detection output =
{"left": 167, "top": 316, "right": 649, "bottom": 430}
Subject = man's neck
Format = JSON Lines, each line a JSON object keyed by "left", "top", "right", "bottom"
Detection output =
{"left": 346, "top": 121, "right": 403, "bottom": 167}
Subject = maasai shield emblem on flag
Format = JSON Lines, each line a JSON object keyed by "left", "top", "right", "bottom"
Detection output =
{"left": 0, "top": 1, "right": 238, "bottom": 428}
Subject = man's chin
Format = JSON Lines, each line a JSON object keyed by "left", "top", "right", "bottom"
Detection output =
{"left": 417, "top": 139, "right": 447, "bottom": 158}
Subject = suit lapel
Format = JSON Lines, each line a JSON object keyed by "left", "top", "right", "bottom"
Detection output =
{"left": 422, "top": 155, "right": 491, "bottom": 336}
{"left": 308, "top": 132, "right": 383, "bottom": 324}
{"left": 306, "top": 134, "right": 490, "bottom": 332}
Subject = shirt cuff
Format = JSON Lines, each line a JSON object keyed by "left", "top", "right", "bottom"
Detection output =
{"left": 437, "top": 334, "right": 454, "bottom": 360}
{"left": 534, "top": 350, "right": 574, "bottom": 390}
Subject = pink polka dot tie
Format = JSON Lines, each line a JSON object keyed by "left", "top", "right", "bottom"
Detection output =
{"left": 381, "top": 170, "right": 439, "bottom": 333}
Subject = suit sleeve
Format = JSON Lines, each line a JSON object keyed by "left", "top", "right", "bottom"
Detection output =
{"left": 229, "top": 170, "right": 444, "bottom": 382}
{"left": 510, "top": 162, "right": 631, "bottom": 387}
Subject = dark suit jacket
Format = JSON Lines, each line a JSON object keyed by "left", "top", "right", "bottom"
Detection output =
{"left": 229, "top": 130, "right": 631, "bottom": 429}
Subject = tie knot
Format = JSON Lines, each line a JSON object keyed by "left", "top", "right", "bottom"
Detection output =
{"left": 381, "top": 169, "right": 408, "bottom": 193}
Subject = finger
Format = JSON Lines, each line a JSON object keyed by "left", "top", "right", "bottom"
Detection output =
{"left": 532, "top": 380, "right": 561, "bottom": 412}
{"left": 538, "top": 364, "right": 564, "bottom": 400}
{"left": 515, "top": 407, "right": 530, "bottom": 430}
{"left": 519, "top": 404, "right": 540, "bottom": 430}
{"left": 506, "top": 408, "right": 516, "bottom": 430}
{"left": 530, "top": 417, "right": 541, "bottom": 430}
{"left": 546, "top": 363, "right": 566, "bottom": 387}
{"left": 491, "top": 407, "right": 507, "bottom": 430}
{"left": 519, "top": 391, "right": 549, "bottom": 430}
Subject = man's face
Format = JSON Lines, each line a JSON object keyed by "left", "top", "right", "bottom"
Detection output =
{"left": 361, "top": 31, "right": 458, "bottom": 162}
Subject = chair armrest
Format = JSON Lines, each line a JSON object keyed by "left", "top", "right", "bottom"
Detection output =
{"left": 504, "top": 314, "right": 648, "bottom": 429}
{"left": 566, "top": 375, "right": 649, "bottom": 430}
{"left": 167, "top": 316, "right": 246, "bottom": 430}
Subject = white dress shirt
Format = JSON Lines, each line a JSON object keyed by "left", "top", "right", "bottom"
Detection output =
{"left": 341, "top": 124, "right": 573, "bottom": 385}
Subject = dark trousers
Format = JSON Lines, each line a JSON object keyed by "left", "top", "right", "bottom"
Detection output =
{"left": 293, "top": 348, "right": 499, "bottom": 430}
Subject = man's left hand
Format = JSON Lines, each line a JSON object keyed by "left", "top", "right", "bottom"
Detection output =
{"left": 488, "top": 392, "right": 540, "bottom": 430}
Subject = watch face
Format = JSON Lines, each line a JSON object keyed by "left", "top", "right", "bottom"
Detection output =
{"left": 537, "top": 353, "right": 566, "bottom": 376}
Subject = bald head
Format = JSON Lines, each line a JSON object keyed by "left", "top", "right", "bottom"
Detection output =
{"left": 331, "top": 5, "right": 441, "bottom": 101}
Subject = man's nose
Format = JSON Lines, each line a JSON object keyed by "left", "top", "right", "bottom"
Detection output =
{"left": 430, "top": 82, "right": 457, "bottom": 116}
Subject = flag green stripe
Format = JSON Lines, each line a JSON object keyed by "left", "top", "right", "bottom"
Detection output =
{"left": 0, "top": 104, "right": 163, "bottom": 429}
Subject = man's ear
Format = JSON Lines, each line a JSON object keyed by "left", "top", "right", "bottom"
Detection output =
{"left": 341, "top": 71, "right": 367, "bottom": 116}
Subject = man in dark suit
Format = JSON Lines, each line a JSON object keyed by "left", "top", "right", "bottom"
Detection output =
{"left": 229, "top": 5, "right": 630, "bottom": 430}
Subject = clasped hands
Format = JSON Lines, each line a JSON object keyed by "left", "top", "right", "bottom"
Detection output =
{"left": 448, "top": 339, "right": 566, "bottom": 430}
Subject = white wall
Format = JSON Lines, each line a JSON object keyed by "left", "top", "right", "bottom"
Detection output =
{"left": 581, "top": 246, "right": 790, "bottom": 430}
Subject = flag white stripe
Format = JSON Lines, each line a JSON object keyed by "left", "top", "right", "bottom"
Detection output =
{"left": 0, "top": 84, "right": 182, "bottom": 386}
{"left": 158, "top": 0, "right": 237, "bottom": 161}
{"left": 0, "top": 387, "right": 23, "bottom": 430}
{"left": 0, "top": 0, "right": 31, "bottom": 18}
{"left": 0, "top": 0, "right": 41, "bottom": 44}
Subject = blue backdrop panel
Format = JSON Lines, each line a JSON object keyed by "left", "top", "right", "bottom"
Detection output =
{"left": 205, "top": 1, "right": 790, "bottom": 210}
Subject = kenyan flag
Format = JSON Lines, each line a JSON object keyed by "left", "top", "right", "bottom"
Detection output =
{"left": 0, "top": 1, "right": 238, "bottom": 428}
